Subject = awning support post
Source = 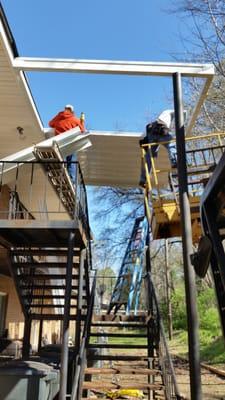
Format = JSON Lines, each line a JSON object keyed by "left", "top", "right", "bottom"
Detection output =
{"left": 173, "top": 72, "right": 202, "bottom": 400}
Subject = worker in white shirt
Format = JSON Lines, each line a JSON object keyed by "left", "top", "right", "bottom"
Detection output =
{"left": 139, "top": 109, "right": 178, "bottom": 187}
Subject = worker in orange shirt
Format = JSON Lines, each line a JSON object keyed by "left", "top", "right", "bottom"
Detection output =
{"left": 49, "top": 104, "right": 85, "bottom": 183}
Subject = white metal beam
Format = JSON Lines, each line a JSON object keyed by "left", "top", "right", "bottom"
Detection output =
{"left": 13, "top": 57, "right": 214, "bottom": 78}
{"left": 186, "top": 75, "right": 214, "bottom": 135}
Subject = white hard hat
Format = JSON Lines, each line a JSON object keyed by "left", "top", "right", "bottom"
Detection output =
{"left": 157, "top": 110, "right": 174, "bottom": 129}
{"left": 65, "top": 104, "right": 74, "bottom": 112}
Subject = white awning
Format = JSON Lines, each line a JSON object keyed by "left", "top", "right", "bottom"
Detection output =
{"left": 77, "top": 130, "right": 170, "bottom": 187}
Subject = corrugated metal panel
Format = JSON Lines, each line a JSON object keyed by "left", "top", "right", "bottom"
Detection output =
{"left": 77, "top": 132, "right": 170, "bottom": 187}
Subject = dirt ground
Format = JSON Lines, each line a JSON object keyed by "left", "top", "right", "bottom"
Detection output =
{"left": 173, "top": 357, "right": 225, "bottom": 400}
{"left": 105, "top": 348, "right": 225, "bottom": 400}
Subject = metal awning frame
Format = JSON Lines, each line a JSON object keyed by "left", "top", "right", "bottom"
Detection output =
{"left": 13, "top": 57, "right": 215, "bottom": 135}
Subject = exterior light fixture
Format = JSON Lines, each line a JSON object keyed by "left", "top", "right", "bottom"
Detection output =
{"left": 16, "top": 126, "right": 24, "bottom": 135}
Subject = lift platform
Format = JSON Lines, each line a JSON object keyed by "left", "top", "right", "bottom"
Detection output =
{"left": 142, "top": 131, "right": 225, "bottom": 242}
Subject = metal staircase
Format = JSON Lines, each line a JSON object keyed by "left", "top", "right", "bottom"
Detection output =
{"left": 84, "top": 313, "right": 164, "bottom": 399}
{"left": 199, "top": 150, "right": 225, "bottom": 337}
{"left": 10, "top": 246, "right": 88, "bottom": 324}
{"left": 0, "top": 149, "right": 92, "bottom": 400}
{"left": 72, "top": 272, "right": 182, "bottom": 400}
{"left": 68, "top": 212, "right": 181, "bottom": 400}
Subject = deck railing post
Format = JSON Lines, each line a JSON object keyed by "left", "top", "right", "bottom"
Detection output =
{"left": 173, "top": 72, "right": 202, "bottom": 400}
{"left": 38, "top": 319, "right": 43, "bottom": 352}
{"left": 75, "top": 249, "right": 85, "bottom": 354}
{"left": 59, "top": 231, "right": 75, "bottom": 400}
{"left": 22, "top": 316, "right": 31, "bottom": 358}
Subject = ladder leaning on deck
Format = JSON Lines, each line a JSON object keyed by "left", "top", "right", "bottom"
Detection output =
{"left": 33, "top": 141, "right": 77, "bottom": 218}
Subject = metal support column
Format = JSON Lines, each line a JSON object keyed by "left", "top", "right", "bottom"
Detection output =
{"left": 165, "top": 239, "right": 173, "bottom": 340}
{"left": 59, "top": 231, "right": 75, "bottom": 400}
{"left": 145, "top": 223, "right": 151, "bottom": 274}
{"left": 38, "top": 319, "right": 43, "bottom": 351}
{"left": 145, "top": 223, "right": 154, "bottom": 358}
{"left": 22, "top": 317, "right": 31, "bottom": 358}
{"left": 173, "top": 72, "right": 201, "bottom": 400}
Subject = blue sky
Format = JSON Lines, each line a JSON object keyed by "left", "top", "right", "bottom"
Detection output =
{"left": 2, "top": 0, "right": 191, "bottom": 132}
{"left": 1, "top": 1, "right": 193, "bottom": 259}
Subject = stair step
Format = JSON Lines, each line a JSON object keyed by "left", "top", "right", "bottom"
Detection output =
{"left": 19, "top": 285, "right": 80, "bottom": 290}
{"left": 22, "top": 294, "right": 87, "bottom": 300}
{"left": 17, "top": 274, "right": 81, "bottom": 280}
{"left": 82, "top": 381, "right": 164, "bottom": 391}
{"left": 28, "top": 304, "right": 79, "bottom": 308}
{"left": 30, "top": 313, "right": 86, "bottom": 320}
{"left": 89, "top": 333, "right": 146, "bottom": 338}
{"left": 88, "top": 344, "right": 147, "bottom": 349}
{"left": 81, "top": 395, "right": 165, "bottom": 400}
{"left": 12, "top": 249, "right": 80, "bottom": 257}
{"left": 87, "top": 355, "right": 154, "bottom": 362}
{"left": 12, "top": 262, "right": 79, "bottom": 269}
{"left": 84, "top": 367, "right": 161, "bottom": 375}
{"left": 91, "top": 322, "right": 147, "bottom": 329}
{"left": 93, "top": 314, "right": 146, "bottom": 322}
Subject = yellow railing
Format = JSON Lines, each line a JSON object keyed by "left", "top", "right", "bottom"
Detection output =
{"left": 141, "top": 131, "right": 225, "bottom": 210}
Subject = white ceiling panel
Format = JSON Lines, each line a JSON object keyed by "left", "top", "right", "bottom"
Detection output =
{"left": 77, "top": 131, "right": 170, "bottom": 187}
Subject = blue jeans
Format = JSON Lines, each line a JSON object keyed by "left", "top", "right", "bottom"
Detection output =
{"left": 140, "top": 133, "right": 177, "bottom": 183}
{"left": 65, "top": 154, "right": 76, "bottom": 183}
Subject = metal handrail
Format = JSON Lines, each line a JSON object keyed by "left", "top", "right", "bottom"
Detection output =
{"left": 0, "top": 160, "right": 90, "bottom": 236}
{"left": 71, "top": 270, "right": 97, "bottom": 400}
{"left": 77, "top": 162, "right": 93, "bottom": 271}
{"left": 145, "top": 272, "right": 182, "bottom": 400}
{"left": 141, "top": 130, "right": 225, "bottom": 149}
{"left": 8, "top": 190, "right": 34, "bottom": 220}
{"left": 141, "top": 131, "right": 225, "bottom": 205}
